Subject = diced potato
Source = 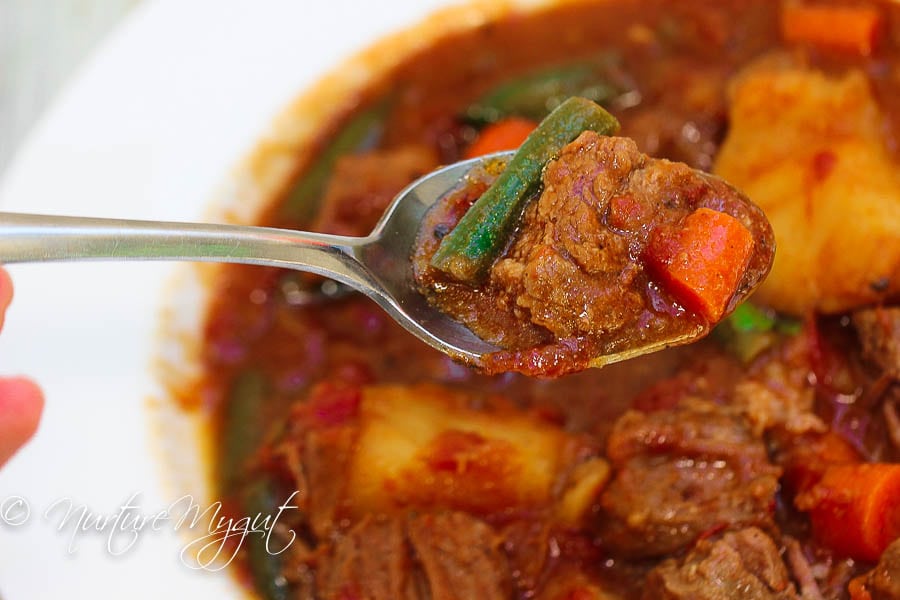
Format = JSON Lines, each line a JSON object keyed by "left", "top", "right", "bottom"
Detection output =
{"left": 714, "top": 58, "right": 900, "bottom": 315}
{"left": 556, "top": 457, "right": 611, "bottom": 526}
{"left": 347, "top": 384, "right": 566, "bottom": 515}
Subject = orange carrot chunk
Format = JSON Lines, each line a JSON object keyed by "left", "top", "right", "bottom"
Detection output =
{"left": 646, "top": 207, "right": 754, "bottom": 322}
{"left": 781, "top": 4, "right": 883, "bottom": 57}
{"left": 464, "top": 117, "right": 538, "bottom": 158}
{"left": 795, "top": 463, "right": 900, "bottom": 562}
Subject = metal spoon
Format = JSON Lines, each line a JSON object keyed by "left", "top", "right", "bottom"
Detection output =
{"left": 0, "top": 152, "right": 767, "bottom": 370}
{"left": 0, "top": 155, "right": 507, "bottom": 364}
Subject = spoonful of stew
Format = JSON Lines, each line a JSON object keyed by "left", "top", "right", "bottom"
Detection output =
{"left": 0, "top": 98, "right": 773, "bottom": 376}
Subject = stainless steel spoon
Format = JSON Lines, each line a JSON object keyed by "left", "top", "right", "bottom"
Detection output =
{"left": 0, "top": 154, "right": 508, "bottom": 364}
{"left": 0, "top": 151, "right": 765, "bottom": 370}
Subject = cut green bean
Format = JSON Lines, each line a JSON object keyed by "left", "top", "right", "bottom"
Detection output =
{"left": 728, "top": 303, "right": 777, "bottom": 334}
{"left": 431, "top": 97, "right": 620, "bottom": 283}
{"left": 713, "top": 303, "right": 801, "bottom": 363}
{"left": 280, "top": 98, "right": 390, "bottom": 221}
{"left": 465, "top": 58, "right": 626, "bottom": 125}
{"left": 219, "top": 370, "right": 271, "bottom": 496}
{"left": 244, "top": 478, "right": 290, "bottom": 600}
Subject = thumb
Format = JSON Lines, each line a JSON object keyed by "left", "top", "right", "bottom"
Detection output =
{"left": 0, "top": 267, "right": 12, "bottom": 332}
{"left": 0, "top": 377, "right": 44, "bottom": 467}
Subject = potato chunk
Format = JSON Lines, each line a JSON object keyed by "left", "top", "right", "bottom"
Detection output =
{"left": 714, "top": 59, "right": 900, "bottom": 315}
{"left": 347, "top": 384, "right": 566, "bottom": 515}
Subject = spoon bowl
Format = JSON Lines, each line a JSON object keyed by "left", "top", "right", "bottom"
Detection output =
{"left": 356, "top": 156, "right": 506, "bottom": 362}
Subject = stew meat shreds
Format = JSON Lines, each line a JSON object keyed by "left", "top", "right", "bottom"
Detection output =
{"left": 595, "top": 400, "right": 780, "bottom": 558}
{"left": 415, "top": 132, "right": 774, "bottom": 376}
{"left": 643, "top": 528, "right": 800, "bottom": 600}
{"left": 198, "top": 1, "right": 900, "bottom": 599}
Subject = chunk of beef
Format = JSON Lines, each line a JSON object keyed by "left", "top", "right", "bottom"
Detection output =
{"left": 853, "top": 307, "right": 900, "bottom": 379}
{"left": 595, "top": 400, "right": 781, "bottom": 558}
{"left": 858, "top": 538, "right": 900, "bottom": 600}
{"left": 312, "top": 145, "right": 439, "bottom": 237}
{"left": 317, "top": 512, "right": 511, "bottom": 600}
{"left": 318, "top": 516, "right": 419, "bottom": 600}
{"left": 732, "top": 332, "right": 825, "bottom": 436}
{"left": 490, "top": 136, "right": 642, "bottom": 339}
{"left": 407, "top": 511, "right": 512, "bottom": 600}
{"left": 643, "top": 528, "right": 799, "bottom": 600}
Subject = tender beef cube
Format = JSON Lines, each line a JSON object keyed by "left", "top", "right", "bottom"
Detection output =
{"left": 318, "top": 516, "right": 419, "bottom": 600}
{"left": 490, "top": 136, "right": 641, "bottom": 339}
{"left": 312, "top": 145, "right": 439, "bottom": 236}
{"left": 595, "top": 400, "right": 781, "bottom": 558}
{"left": 853, "top": 307, "right": 900, "bottom": 379}
{"left": 407, "top": 511, "right": 512, "bottom": 600}
{"left": 859, "top": 539, "right": 900, "bottom": 600}
{"left": 643, "top": 528, "right": 799, "bottom": 600}
{"left": 317, "top": 512, "right": 511, "bottom": 600}
{"left": 732, "top": 332, "right": 825, "bottom": 436}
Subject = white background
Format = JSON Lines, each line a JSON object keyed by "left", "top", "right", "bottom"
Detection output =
{"left": 0, "top": 0, "right": 141, "bottom": 173}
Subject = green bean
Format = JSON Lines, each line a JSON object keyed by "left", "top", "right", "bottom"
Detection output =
{"left": 713, "top": 304, "right": 801, "bottom": 363}
{"left": 244, "top": 478, "right": 290, "bottom": 600}
{"left": 280, "top": 98, "right": 390, "bottom": 221}
{"left": 219, "top": 372, "right": 292, "bottom": 599}
{"left": 431, "top": 97, "right": 619, "bottom": 283}
{"left": 464, "top": 58, "right": 625, "bottom": 125}
{"left": 219, "top": 370, "right": 271, "bottom": 496}
{"left": 728, "top": 303, "right": 777, "bottom": 334}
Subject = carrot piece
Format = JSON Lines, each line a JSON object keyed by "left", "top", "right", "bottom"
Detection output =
{"left": 646, "top": 208, "right": 754, "bottom": 322}
{"left": 463, "top": 117, "right": 538, "bottom": 158}
{"left": 795, "top": 463, "right": 900, "bottom": 562}
{"left": 781, "top": 4, "right": 883, "bottom": 57}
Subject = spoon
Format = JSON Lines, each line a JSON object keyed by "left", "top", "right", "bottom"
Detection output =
{"left": 0, "top": 155, "right": 508, "bottom": 364}
{"left": 0, "top": 151, "right": 760, "bottom": 370}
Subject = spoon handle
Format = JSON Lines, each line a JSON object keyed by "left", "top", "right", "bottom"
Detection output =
{"left": 0, "top": 211, "right": 370, "bottom": 285}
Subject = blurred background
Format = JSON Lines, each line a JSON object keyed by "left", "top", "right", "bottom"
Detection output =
{"left": 0, "top": 0, "right": 140, "bottom": 175}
